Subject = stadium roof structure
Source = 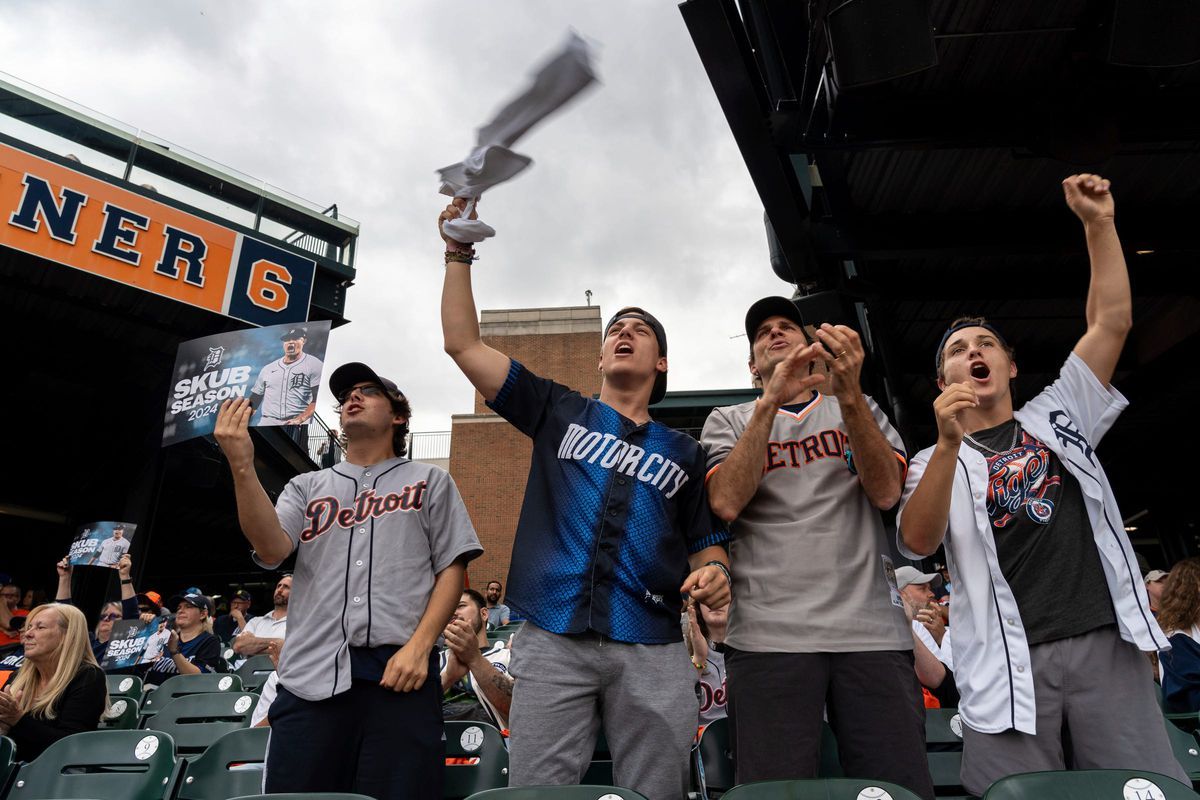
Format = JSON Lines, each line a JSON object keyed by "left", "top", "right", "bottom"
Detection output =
{"left": 681, "top": 0, "right": 1200, "bottom": 562}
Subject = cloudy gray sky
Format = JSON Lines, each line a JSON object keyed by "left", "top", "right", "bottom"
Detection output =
{"left": 1, "top": 1, "right": 792, "bottom": 432}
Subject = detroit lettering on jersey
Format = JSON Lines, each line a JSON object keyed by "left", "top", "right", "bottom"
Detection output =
{"left": 764, "top": 428, "right": 849, "bottom": 472}
{"left": 301, "top": 481, "right": 428, "bottom": 542}
{"left": 557, "top": 423, "right": 690, "bottom": 499}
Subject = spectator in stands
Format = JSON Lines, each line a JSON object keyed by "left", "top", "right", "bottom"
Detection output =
{"left": 702, "top": 296, "right": 931, "bottom": 798}
{"left": 896, "top": 566, "right": 952, "bottom": 670}
{"left": 441, "top": 588, "right": 512, "bottom": 728}
{"left": 1146, "top": 570, "right": 1170, "bottom": 615}
{"left": 214, "top": 589, "right": 254, "bottom": 643}
{"left": 688, "top": 601, "right": 728, "bottom": 727}
{"left": 142, "top": 592, "right": 222, "bottom": 685}
{"left": 898, "top": 175, "right": 1187, "bottom": 794}
{"left": 54, "top": 555, "right": 144, "bottom": 663}
{"left": 442, "top": 203, "right": 730, "bottom": 800}
{"left": 902, "top": 591, "right": 960, "bottom": 710}
{"left": 18, "top": 589, "right": 46, "bottom": 611}
{"left": 136, "top": 590, "right": 163, "bottom": 617}
{"left": 214, "top": 362, "right": 481, "bottom": 800}
{"left": 484, "top": 581, "right": 511, "bottom": 628}
{"left": 0, "top": 603, "right": 106, "bottom": 760}
{"left": 0, "top": 584, "right": 26, "bottom": 645}
{"left": 232, "top": 576, "right": 290, "bottom": 662}
{"left": 250, "top": 643, "right": 281, "bottom": 728}
{"left": 1157, "top": 559, "right": 1200, "bottom": 712}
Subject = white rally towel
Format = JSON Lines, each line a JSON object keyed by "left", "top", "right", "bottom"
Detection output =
{"left": 438, "top": 31, "right": 598, "bottom": 243}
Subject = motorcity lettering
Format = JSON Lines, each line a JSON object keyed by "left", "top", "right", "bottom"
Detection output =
{"left": 763, "top": 429, "right": 849, "bottom": 472}
{"left": 170, "top": 366, "right": 252, "bottom": 412}
{"left": 300, "top": 482, "right": 428, "bottom": 542}
{"left": 556, "top": 424, "right": 690, "bottom": 499}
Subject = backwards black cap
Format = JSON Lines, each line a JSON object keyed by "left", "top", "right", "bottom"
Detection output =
{"left": 604, "top": 308, "right": 668, "bottom": 405}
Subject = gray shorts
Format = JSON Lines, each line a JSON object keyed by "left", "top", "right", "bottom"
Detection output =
{"left": 961, "top": 624, "right": 1188, "bottom": 796}
{"left": 506, "top": 623, "right": 698, "bottom": 800}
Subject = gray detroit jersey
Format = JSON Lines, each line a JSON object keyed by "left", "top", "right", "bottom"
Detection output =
{"left": 701, "top": 394, "right": 911, "bottom": 653}
{"left": 260, "top": 457, "right": 482, "bottom": 700}
{"left": 252, "top": 353, "right": 324, "bottom": 421}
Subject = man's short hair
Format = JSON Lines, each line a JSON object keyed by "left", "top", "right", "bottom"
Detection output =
{"left": 486, "top": 580, "right": 502, "bottom": 590}
{"left": 462, "top": 588, "right": 486, "bottom": 610}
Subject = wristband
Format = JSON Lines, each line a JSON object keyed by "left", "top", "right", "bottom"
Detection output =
{"left": 445, "top": 249, "right": 476, "bottom": 265}
{"left": 120, "top": 579, "right": 132, "bottom": 585}
{"left": 704, "top": 560, "right": 732, "bottom": 586}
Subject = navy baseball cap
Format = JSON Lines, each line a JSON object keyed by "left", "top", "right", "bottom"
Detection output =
{"left": 167, "top": 592, "right": 214, "bottom": 616}
{"left": 329, "top": 362, "right": 405, "bottom": 402}
{"left": 280, "top": 326, "right": 308, "bottom": 341}
{"left": 604, "top": 308, "right": 668, "bottom": 404}
{"left": 232, "top": 589, "right": 252, "bottom": 602}
{"left": 934, "top": 319, "right": 1010, "bottom": 373}
{"left": 745, "top": 296, "right": 805, "bottom": 347}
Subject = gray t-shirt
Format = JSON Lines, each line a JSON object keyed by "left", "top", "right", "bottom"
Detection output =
{"left": 261, "top": 457, "right": 483, "bottom": 700}
{"left": 701, "top": 393, "right": 911, "bottom": 653}
{"left": 252, "top": 353, "right": 324, "bottom": 422}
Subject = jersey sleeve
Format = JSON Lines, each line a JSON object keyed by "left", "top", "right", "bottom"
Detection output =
{"left": 254, "top": 475, "right": 305, "bottom": 569}
{"left": 1040, "top": 351, "right": 1129, "bottom": 445}
{"left": 700, "top": 406, "right": 741, "bottom": 482}
{"left": 844, "top": 396, "right": 909, "bottom": 478}
{"left": 485, "top": 359, "right": 573, "bottom": 438}
{"left": 679, "top": 447, "right": 730, "bottom": 555}
{"left": 896, "top": 446, "right": 943, "bottom": 560}
{"left": 423, "top": 469, "right": 484, "bottom": 574}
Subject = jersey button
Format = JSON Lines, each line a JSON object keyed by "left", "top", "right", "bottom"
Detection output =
{"left": 353, "top": 596, "right": 362, "bottom": 603}
{"left": 359, "top": 528, "right": 366, "bottom": 533}
{"left": 356, "top": 560, "right": 364, "bottom": 567}
{"left": 617, "top": 478, "right": 627, "bottom": 486}
{"left": 365, "top": 472, "right": 372, "bottom": 477}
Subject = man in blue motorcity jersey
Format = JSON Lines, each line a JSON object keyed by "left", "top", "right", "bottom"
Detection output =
{"left": 439, "top": 198, "right": 731, "bottom": 800}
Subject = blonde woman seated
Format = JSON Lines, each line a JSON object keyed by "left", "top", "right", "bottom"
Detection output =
{"left": 0, "top": 603, "right": 107, "bottom": 761}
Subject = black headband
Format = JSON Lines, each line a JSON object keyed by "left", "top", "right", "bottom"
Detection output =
{"left": 935, "top": 321, "right": 1009, "bottom": 372}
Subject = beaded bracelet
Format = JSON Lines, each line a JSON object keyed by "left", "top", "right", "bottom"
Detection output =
{"left": 445, "top": 250, "right": 476, "bottom": 265}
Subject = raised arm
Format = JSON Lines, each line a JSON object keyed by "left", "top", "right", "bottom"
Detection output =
{"left": 707, "top": 342, "right": 825, "bottom": 522}
{"left": 439, "top": 201, "right": 512, "bottom": 403}
{"left": 814, "top": 324, "right": 903, "bottom": 509}
{"left": 213, "top": 398, "right": 295, "bottom": 566}
{"left": 1063, "top": 174, "right": 1131, "bottom": 387}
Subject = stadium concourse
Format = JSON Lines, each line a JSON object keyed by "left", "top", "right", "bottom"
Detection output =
{"left": 4, "top": 0, "right": 1200, "bottom": 799}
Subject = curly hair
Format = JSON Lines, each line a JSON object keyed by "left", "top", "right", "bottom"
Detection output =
{"left": 1156, "top": 558, "right": 1200, "bottom": 635}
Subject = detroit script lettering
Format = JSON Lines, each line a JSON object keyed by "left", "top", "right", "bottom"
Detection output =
{"left": 301, "top": 482, "right": 427, "bottom": 542}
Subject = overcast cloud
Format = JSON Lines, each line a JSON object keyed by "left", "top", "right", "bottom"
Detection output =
{"left": 1, "top": 1, "right": 791, "bottom": 432}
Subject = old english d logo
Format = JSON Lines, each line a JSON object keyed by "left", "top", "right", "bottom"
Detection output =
{"left": 1049, "top": 410, "right": 1095, "bottom": 466}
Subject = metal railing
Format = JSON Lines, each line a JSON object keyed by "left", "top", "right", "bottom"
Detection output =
{"left": 279, "top": 412, "right": 344, "bottom": 467}
{"left": 407, "top": 431, "right": 451, "bottom": 461}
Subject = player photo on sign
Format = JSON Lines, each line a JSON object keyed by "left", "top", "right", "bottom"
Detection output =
{"left": 67, "top": 521, "right": 138, "bottom": 569}
{"left": 100, "top": 619, "right": 173, "bottom": 671}
{"left": 163, "top": 320, "right": 331, "bottom": 446}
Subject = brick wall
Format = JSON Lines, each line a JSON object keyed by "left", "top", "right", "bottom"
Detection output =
{"left": 450, "top": 307, "right": 602, "bottom": 595}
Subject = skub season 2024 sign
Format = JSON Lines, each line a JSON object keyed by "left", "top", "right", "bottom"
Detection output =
{"left": 163, "top": 320, "right": 330, "bottom": 446}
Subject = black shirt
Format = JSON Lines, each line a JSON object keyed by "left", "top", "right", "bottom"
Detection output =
{"left": 967, "top": 419, "right": 1115, "bottom": 645}
{"left": 8, "top": 663, "right": 106, "bottom": 761}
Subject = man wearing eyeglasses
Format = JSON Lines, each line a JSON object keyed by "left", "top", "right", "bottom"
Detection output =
{"left": 214, "top": 363, "right": 481, "bottom": 800}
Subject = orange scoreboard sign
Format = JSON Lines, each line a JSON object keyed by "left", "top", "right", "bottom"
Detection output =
{"left": 0, "top": 141, "right": 316, "bottom": 326}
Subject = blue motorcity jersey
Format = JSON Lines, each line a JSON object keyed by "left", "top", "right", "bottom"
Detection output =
{"left": 488, "top": 360, "right": 728, "bottom": 644}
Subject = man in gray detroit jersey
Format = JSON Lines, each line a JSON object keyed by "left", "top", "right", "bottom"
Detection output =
{"left": 215, "top": 362, "right": 482, "bottom": 800}
{"left": 250, "top": 326, "right": 323, "bottom": 425}
{"left": 702, "top": 297, "right": 934, "bottom": 799}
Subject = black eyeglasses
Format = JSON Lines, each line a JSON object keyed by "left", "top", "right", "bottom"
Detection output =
{"left": 336, "top": 384, "right": 386, "bottom": 405}
{"left": 99, "top": 613, "right": 121, "bottom": 621}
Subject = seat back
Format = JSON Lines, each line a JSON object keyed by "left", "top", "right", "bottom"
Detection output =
{"left": 143, "top": 691, "right": 258, "bottom": 755}
{"left": 443, "top": 720, "right": 509, "bottom": 799}
{"left": 0, "top": 735, "right": 14, "bottom": 791}
{"left": 1164, "top": 720, "right": 1200, "bottom": 781}
{"left": 98, "top": 696, "right": 140, "bottom": 730}
{"left": 722, "top": 778, "right": 924, "bottom": 800}
{"left": 106, "top": 674, "right": 143, "bottom": 700}
{"left": 234, "top": 655, "right": 276, "bottom": 692}
{"left": 696, "top": 717, "right": 734, "bottom": 795}
{"left": 924, "top": 707, "right": 964, "bottom": 794}
{"left": 981, "top": 769, "right": 1200, "bottom": 799}
{"left": 6, "top": 729, "right": 176, "bottom": 800}
{"left": 140, "top": 672, "right": 243, "bottom": 718}
{"left": 464, "top": 788, "right": 648, "bottom": 800}
{"left": 175, "top": 726, "right": 269, "bottom": 800}
{"left": 224, "top": 794, "right": 375, "bottom": 800}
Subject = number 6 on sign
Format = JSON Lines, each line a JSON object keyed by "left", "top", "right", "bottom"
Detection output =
{"left": 247, "top": 259, "right": 292, "bottom": 311}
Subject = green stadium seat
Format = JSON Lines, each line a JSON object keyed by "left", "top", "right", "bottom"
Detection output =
{"left": 1168, "top": 712, "right": 1200, "bottom": 735}
{"left": 140, "top": 672, "right": 243, "bottom": 718}
{"left": 444, "top": 720, "right": 510, "bottom": 799}
{"left": 580, "top": 729, "right": 612, "bottom": 786}
{"left": 227, "top": 795, "right": 374, "bottom": 800}
{"left": 175, "top": 726, "right": 269, "bottom": 800}
{"left": 234, "top": 655, "right": 276, "bottom": 692}
{"left": 106, "top": 673, "right": 143, "bottom": 700}
{"left": 981, "top": 769, "right": 1200, "bottom": 799}
{"left": 696, "top": 717, "right": 734, "bottom": 797}
{"left": 0, "top": 735, "right": 14, "bottom": 790}
{"left": 721, "top": 778, "right": 923, "bottom": 800}
{"left": 1163, "top": 721, "right": 1200, "bottom": 785}
{"left": 5, "top": 729, "right": 177, "bottom": 800}
{"left": 923, "top": 708, "right": 965, "bottom": 797}
{"left": 143, "top": 691, "right": 259, "bottom": 755}
{"left": 463, "top": 788, "right": 648, "bottom": 800}
{"left": 98, "top": 696, "right": 140, "bottom": 730}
